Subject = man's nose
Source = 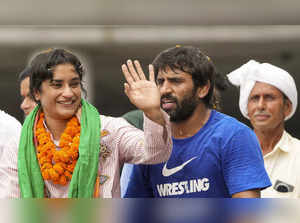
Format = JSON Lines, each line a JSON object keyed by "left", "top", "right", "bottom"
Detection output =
{"left": 20, "top": 98, "right": 29, "bottom": 110}
{"left": 20, "top": 100, "right": 26, "bottom": 111}
{"left": 257, "top": 97, "right": 266, "bottom": 109}
{"left": 159, "top": 81, "right": 172, "bottom": 95}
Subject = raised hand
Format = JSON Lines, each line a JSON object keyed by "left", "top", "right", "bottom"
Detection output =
{"left": 122, "top": 60, "right": 165, "bottom": 126}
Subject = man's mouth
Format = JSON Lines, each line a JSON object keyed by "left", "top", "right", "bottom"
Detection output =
{"left": 254, "top": 113, "right": 270, "bottom": 121}
{"left": 161, "top": 99, "right": 176, "bottom": 110}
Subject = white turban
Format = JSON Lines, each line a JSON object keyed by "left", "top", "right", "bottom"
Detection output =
{"left": 227, "top": 60, "right": 298, "bottom": 120}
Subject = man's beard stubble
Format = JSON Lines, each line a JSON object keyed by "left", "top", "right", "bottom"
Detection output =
{"left": 161, "top": 91, "right": 199, "bottom": 123}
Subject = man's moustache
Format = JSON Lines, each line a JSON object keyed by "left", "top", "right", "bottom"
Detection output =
{"left": 254, "top": 111, "right": 270, "bottom": 116}
{"left": 161, "top": 94, "right": 177, "bottom": 102}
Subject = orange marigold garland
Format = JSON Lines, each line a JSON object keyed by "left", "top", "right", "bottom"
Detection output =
{"left": 35, "top": 112, "right": 81, "bottom": 185}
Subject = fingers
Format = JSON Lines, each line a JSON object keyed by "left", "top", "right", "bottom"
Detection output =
{"left": 124, "top": 83, "right": 130, "bottom": 96}
{"left": 134, "top": 60, "right": 146, "bottom": 80}
{"left": 122, "top": 64, "right": 134, "bottom": 86}
{"left": 127, "top": 60, "right": 140, "bottom": 81}
{"left": 149, "top": 64, "right": 155, "bottom": 83}
{"left": 122, "top": 60, "right": 147, "bottom": 85}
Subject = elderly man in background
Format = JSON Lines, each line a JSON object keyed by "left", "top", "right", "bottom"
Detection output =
{"left": 228, "top": 60, "right": 300, "bottom": 198}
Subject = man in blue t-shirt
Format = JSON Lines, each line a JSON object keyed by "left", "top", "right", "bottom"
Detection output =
{"left": 121, "top": 46, "right": 271, "bottom": 198}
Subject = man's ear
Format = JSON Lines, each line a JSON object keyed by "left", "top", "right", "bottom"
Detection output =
{"left": 284, "top": 98, "right": 292, "bottom": 118}
{"left": 197, "top": 80, "right": 211, "bottom": 99}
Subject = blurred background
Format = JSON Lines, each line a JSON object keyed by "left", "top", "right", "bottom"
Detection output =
{"left": 0, "top": 0, "right": 299, "bottom": 137}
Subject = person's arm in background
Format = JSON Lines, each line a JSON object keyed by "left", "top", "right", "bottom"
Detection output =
{"left": 123, "top": 164, "right": 154, "bottom": 198}
{"left": 120, "top": 163, "right": 134, "bottom": 197}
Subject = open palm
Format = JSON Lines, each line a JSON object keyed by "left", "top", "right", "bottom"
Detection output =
{"left": 122, "top": 60, "right": 161, "bottom": 112}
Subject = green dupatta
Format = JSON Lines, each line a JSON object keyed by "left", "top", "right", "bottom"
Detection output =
{"left": 18, "top": 99, "right": 101, "bottom": 198}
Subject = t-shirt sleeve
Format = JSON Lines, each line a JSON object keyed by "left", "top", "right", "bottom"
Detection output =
{"left": 123, "top": 164, "right": 154, "bottom": 198}
{"left": 222, "top": 127, "right": 272, "bottom": 196}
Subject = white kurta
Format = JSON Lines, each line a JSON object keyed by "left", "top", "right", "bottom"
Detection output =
{"left": 262, "top": 131, "right": 300, "bottom": 198}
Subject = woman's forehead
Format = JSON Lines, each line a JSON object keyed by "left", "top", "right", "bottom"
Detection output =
{"left": 51, "top": 64, "right": 79, "bottom": 79}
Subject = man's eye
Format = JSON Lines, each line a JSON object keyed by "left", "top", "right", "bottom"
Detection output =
{"left": 156, "top": 79, "right": 163, "bottom": 85}
{"left": 250, "top": 96, "right": 259, "bottom": 101}
{"left": 171, "top": 79, "right": 181, "bottom": 83}
{"left": 265, "top": 95, "right": 274, "bottom": 101}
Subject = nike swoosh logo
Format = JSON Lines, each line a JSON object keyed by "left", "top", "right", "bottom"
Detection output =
{"left": 162, "top": 156, "right": 197, "bottom": 177}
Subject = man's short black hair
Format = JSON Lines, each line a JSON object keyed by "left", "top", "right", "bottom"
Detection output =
{"left": 152, "top": 46, "right": 217, "bottom": 108}
{"left": 18, "top": 66, "right": 32, "bottom": 83}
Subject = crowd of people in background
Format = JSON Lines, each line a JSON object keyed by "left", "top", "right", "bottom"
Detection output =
{"left": 0, "top": 45, "right": 299, "bottom": 198}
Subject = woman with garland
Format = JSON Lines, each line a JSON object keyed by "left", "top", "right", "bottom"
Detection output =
{"left": 0, "top": 48, "right": 172, "bottom": 198}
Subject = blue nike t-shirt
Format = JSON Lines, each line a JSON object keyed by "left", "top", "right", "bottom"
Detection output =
{"left": 123, "top": 110, "right": 271, "bottom": 198}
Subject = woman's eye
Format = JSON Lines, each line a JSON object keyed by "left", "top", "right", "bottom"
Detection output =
{"left": 50, "top": 83, "right": 62, "bottom": 88}
{"left": 70, "top": 82, "right": 80, "bottom": 88}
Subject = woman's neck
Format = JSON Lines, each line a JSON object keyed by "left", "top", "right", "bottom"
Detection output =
{"left": 44, "top": 115, "right": 69, "bottom": 141}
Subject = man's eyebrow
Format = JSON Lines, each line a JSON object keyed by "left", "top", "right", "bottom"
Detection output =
{"left": 167, "top": 76, "right": 185, "bottom": 80}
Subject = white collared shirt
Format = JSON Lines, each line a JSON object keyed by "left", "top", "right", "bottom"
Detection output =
{"left": 262, "top": 131, "right": 300, "bottom": 198}
{"left": 0, "top": 110, "right": 22, "bottom": 198}
{"left": 0, "top": 110, "right": 21, "bottom": 159}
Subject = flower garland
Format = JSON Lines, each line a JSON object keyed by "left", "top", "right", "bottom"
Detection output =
{"left": 35, "top": 112, "right": 81, "bottom": 185}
